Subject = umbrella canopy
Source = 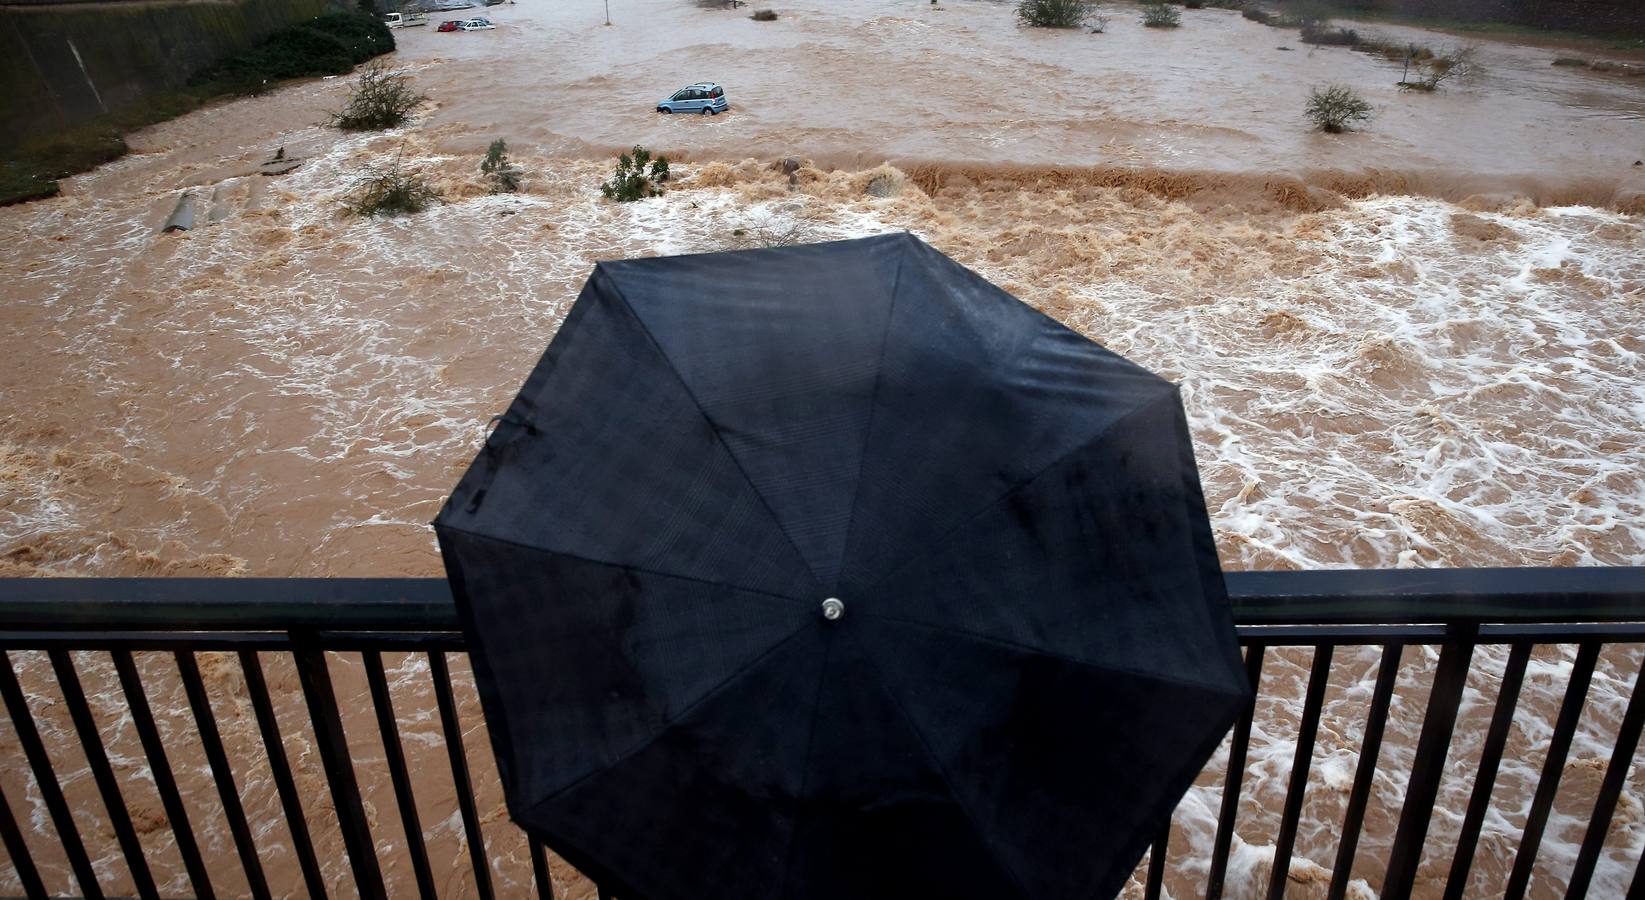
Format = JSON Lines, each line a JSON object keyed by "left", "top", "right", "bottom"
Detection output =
{"left": 435, "top": 232, "right": 1249, "bottom": 900}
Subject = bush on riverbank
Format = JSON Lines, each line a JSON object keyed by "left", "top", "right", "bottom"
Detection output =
{"left": 1016, "top": 0, "right": 1093, "bottom": 28}
{"left": 330, "top": 62, "right": 428, "bottom": 131}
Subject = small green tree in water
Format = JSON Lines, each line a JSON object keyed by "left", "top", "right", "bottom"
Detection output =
{"left": 601, "top": 146, "right": 671, "bottom": 201}
{"left": 481, "top": 138, "right": 522, "bottom": 193}
{"left": 1305, "top": 84, "right": 1374, "bottom": 133}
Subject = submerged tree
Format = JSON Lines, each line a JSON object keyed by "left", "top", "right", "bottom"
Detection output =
{"left": 600, "top": 146, "right": 671, "bottom": 201}
{"left": 1305, "top": 84, "right": 1374, "bottom": 133}
{"left": 481, "top": 138, "right": 522, "bottom": 193}
{"left": 344, "top": 152, "right": 441, "bottom": 216}
{"left": 1016, "top": 0, "right": 1092, "bottom": 28}
{"left": 330, "top": 61, "right": 427, "bottom": 131}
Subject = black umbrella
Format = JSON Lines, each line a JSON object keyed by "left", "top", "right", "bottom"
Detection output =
{"left": 435, "top": 232, "right": 1249, "bottom": 900}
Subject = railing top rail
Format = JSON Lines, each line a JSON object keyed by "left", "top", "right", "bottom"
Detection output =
{"left": 0, "top": 568, "right": 1641, "bottom": 632}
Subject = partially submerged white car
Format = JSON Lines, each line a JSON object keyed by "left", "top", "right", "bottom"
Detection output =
{"left": 458, "top": 16, "right": 495, "bottom": 29}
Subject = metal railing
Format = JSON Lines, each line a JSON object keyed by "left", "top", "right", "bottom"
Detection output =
{"left": 0, "top": 568, "right": 1642, "bottom": 900}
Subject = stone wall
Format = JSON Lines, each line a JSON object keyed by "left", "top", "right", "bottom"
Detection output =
{"left": 0, "top": 0, "right": 342, "bottom": 147}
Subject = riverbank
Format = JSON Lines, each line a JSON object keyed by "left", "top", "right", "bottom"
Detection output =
{"left": 0, "top": 9, "right": 391, "bottom": 204}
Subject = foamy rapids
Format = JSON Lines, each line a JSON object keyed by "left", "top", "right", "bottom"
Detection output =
{"left": 1, "top": 68, "right": 1643, "bottom": 898}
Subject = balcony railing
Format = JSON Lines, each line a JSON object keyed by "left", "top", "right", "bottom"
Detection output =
{"left": 0, "top": 568, "right": 1642, "bottom": 899}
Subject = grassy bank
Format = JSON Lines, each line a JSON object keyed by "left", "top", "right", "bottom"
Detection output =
{"left": 0, "top": 12, "right": 392, "bottom": 206}
{"left": 1286, "top": 2, "right": 1645, "bottom": 51}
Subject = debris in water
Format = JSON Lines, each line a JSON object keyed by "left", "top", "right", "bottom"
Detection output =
{"left": 160, "top": 192, "right": 196, "bottom": 232}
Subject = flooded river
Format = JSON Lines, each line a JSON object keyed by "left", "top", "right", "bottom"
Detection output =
{"left": 1, "top": 0, "right": 1644, "bottom": 896}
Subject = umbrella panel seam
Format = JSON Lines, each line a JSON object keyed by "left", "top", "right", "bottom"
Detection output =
{"left": 595, "top": 265, "right": 826, "bottom": 595}
{"left": 438, "top": 523, "right": 808, "bottom": 606}
{"left": 861, "top": 652, "right": 1040, "bottom": 900}
{"left": 858, "top": 383, "right": 1181, "bottom": 596}
{"left": 515, "top": 620, "right": 820, "bottom": 812}
{"left": 870, "top": 613, "right": 1252, "bottom": 701}
{"left": 831, "top": 239, "right": 908, "bottom": 591}
{"left": 775, "top": 632, "right": 838, "bottom": 899}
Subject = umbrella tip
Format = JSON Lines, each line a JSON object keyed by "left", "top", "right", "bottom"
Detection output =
{"left": 821, "top": 598, "right": 845, "bottom": 621}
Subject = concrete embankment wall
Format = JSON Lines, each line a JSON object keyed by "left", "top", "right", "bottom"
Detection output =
{"left": 0, "top": 0, "right": 340, "bottom": 148}
{"left": 1339, "top": 0, "right": 1645, "bottom": 36}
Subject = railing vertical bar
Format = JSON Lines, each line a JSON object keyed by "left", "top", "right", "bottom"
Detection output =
{"left": 430, "top": 650, "right": 496, "bottom": 900}
{"left": 1267, "top": 646, "right": 1334, "bottom": 900}
{"left": 1327, "top": 642, "right": 1403, "bottom": 900}
{"left": 175, "top": 651, "right": 271, "bottom": 900}
{"left": 530, "top": 839, "right": 555, "bottom": 900}
{"left": 1206, "top": 643, "right": 1266, "bottom": 900}
{"left": 1629, "top": 836, "right": 1645, "bottom": 900}
{"left": 1145, "top": 823, "right": 1169, "bottom": 900}
{"left": 238, "top": 650, "right": 329, "bottom": 900}
{"left": 0, "top": 650, "right": 103, "bottom": 900}
{"left": 47, "top": 650, "right": 159, "bottom": 900}
{"left": 0, "top": 780, "right": 48, "bottom": 900}
{"left": 1504, "top": 640, "right": 1601, "bottom": 900}
{"left": 1383, "top": 627, "right": 1477, "bottom": 900}
{"left": 291, "top": 634, "right": 387, "bottom": 900}
{"left": 1443, "top": 640, "right": 1532, "bottom": 900}
{"left": 362, "top": 651, "right": 438, "bottom": 900}
{"left": 111, "top": 650, "right": 215, "bottom": 899}
{"left": 1568, "top": 651, "right": 1645, "bottom": 898}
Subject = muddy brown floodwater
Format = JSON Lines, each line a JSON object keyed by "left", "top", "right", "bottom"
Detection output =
{"left": 2, "top": 0, "right": 1644, "bottom": 897}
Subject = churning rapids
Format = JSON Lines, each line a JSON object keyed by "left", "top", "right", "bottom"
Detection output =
{"left": 2, "top": 0, "right": 1644, "bottom": 896}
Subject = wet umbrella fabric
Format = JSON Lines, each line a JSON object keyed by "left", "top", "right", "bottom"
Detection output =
{"left": 435, "top": 232, "right": 1249, "bottom": 900}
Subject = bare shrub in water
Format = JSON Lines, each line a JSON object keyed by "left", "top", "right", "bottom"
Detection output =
{"left": 1305, "top": 84, "right": 1374, "bottom": 133}
{"left": 1142, "top": 3, "right": 1181, "bottom": 28}
{"left": 601, "top": 146, "right": 671, "bottom": 201}
{"left": 344, "top": 154, "right": 441, "bottom": 216}
{"left": 750, "top": 8, "right": 777, "bottom": 20}
{"left": 1400, "top": 45, "right": 1480, "bottom": 91}
{"left": 1016, "top": 0, "right": 1092, "bottom": 28}
{"left": 330, "top": 62, "right": 427, "bottom": 131}
{"left": 481, "top": 138, "right": 522, "bottom": 193}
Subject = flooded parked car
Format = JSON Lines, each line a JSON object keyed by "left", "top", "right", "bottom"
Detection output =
{"left": 657, "top": 82, "right": 728, "bottom": 115}
{"left": 437, "top": 19, "right": 463, "bottom": 31}
{"left": 459, "top": 17, "right": 495, "bottom": 30}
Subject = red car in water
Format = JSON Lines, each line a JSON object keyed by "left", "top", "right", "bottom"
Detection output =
{"left": 437, "top": 19, "right": 462, "bottom": 31}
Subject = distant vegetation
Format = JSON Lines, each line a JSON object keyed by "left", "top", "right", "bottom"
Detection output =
{"left": 1016, "top": 0, "right": 1094, "bottom": 28}
{"left": 601, "top": 146, "right": 671, "bottom": 201}
{"left": 330, "top": 62, "right": 428, "bottom": 131}
{"left": 345, "top": 154, "right": 441, "bottom": 216}
{"left": 1305, "top": 84, "right": 1373, "bottom": 132}
{"left": 751, "top": 8, "right": 778, "bottom": 20}
{"left": 195, "top": 13, "right": 394, "bottom": 96}
{"left": 1142, "top": 3, "right": 1182, "bottom": 27}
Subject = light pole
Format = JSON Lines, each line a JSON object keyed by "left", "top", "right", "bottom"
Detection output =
{"left": 603, "top": 0, "right": 610, "bottom": 24}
